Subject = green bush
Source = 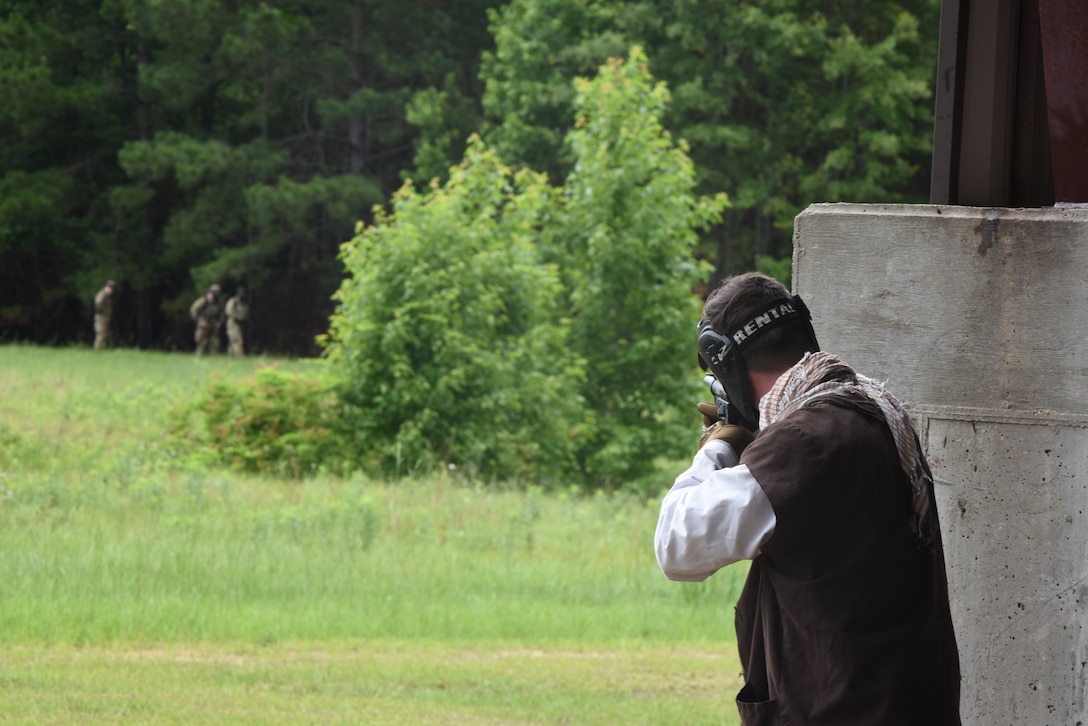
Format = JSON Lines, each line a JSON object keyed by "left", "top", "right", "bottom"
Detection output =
{"left": 323, "top": 49, "right": 723, "bottom": 490}
{"left": 171, "top": 366, "right": 354, "bottom": 478}
{"left": 551, "top": 48, "right": 724, "bottom": 487}
{"left": 324, "top": 141, "right": 587, "bottom": 485}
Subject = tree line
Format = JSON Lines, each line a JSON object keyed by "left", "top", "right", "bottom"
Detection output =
{"left": 0, "top": 0, "right": 940, "bottom": 354}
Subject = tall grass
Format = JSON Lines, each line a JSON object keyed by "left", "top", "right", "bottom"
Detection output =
{"left": 0, "top": 344, "right": 747, "bottom": 646}
{"left": 0, "top": 344, "right": 747, "bottom": 724}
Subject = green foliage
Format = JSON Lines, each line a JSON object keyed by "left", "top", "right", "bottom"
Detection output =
{"left": 479, "top": 0, "right": 940, "bottom": 273}
{"left": 118, "top": 134, "right": 274, "bottom": 284}
{"left": 171, "top": 365, "right": 353, "bottom": 479}
{"left": 326, "top": 50, "right": 721, "bottom": 491}
{"left": 659, "top": 0, "right": 940, "bottom": 267}
{"left": 0, "top": 344, "right": 748, "bottom": 724}
{"left": 479, "top": 0, "right": 652, "bottom": 182}
{"left": 403, "top": 76, "right": 485, "bottom": 186}
{"left": 554, "top": 48, "right": 723, "bottom": 487}
{"left": 756, "top": 255, "right": 793, "bottom": 287}
{"left": 0, "top": 169, "right": 75, "bottom": 255}
{"left": 211, "top": 171, "right": 383, "bottom": 289}
{"left": 325, "top": 139, "right": 587, "bottom": 484}
{"left": 0, "top": 2, "right": 132, "bottom": 327}
{"left": 0, "top": 0, "right": 501, "bottom": 348}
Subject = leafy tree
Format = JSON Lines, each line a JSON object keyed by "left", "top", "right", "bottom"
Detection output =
{"left": 403, "top": 77, "right": 486, "bottom": 186}
{"left": 656, "top": 0, "right": 939, "bottom": 273}
{"left": 0, "top": 1, "right": 134, "bottom": 339}
{"left": 0, "top": 0, "right": 499, "bottom": 351}
{"left": 478, "top": 0, "right": 940, "bottom": 278}
{"left": 123, "top": 0, "right": 502, "bottom": 351}
{"left": 479, "top": 0, "right": 652, "bottom": 181}
{"left": 552, "top": 47, "right": 724, "bottom": 487}
{"left": 0, "top": 0, "right": 941, "bottom": 355}
{"left": 111, "top": 0, "right": 397, "bottom": 349}
{"left": 325, "top": 138, "right": 586, "bottom": 483}
{"left": 327, "top": 49, "right": 722, "bottom": 489}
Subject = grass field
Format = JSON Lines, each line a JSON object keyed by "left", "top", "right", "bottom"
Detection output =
{"left": 0, "top": 344, "right": 746, "bottom": 724}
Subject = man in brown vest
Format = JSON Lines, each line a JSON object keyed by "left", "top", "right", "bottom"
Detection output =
{"left": 655, "top": 272, "right": 961, "bottom": 724}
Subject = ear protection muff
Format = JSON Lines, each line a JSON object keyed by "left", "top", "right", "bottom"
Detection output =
{"left": 697, "top": 295, "right": 818, "bottom": 430}
{"left": 698, "top": 319, "right": 758, "bottom": 429}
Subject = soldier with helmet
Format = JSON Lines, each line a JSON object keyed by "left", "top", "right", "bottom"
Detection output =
{"left": 92, "top": 279, "right": 117, "bottom": 350}
{"left": 189, "top": 283, "right": 225, "bottom": 355}
{"left": 224, "top": 285, "right": 251, "bottom": 356}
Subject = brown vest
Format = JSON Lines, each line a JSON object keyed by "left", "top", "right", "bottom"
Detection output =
{"left": 736, "top": 402, "right": 961, "bottom": 725}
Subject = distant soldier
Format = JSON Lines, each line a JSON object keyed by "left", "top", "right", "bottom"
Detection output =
{"left": 225, "top": 285, "right": 251, "bottom": 356}
{"left": 92, "top": 280, "right": 116, "bottom": 350}
{"left": 190, "top": 283, "right": 225, "bottom": 355}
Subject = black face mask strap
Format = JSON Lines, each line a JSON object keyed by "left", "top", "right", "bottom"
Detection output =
{"left": 723, "top": 296, "right": 815, "bottom": 354}
{"left": 697, "top": 318, "right": 758, "bottom": 428}
{"left": 697, "top": 295, "right": 818, "bottom": 429}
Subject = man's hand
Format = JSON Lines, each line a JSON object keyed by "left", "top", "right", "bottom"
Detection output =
{"left": 698, "top": 422, "right": 755, "bottom": 455}
{"left": 696, "top": 402, "right": 719, "bottom": 427}
{"left": 696, "top": 402, "right": 754, "bottom": 454}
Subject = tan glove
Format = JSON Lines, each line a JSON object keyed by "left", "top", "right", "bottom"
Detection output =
{"left": 696, "top": 402, "right": 754, "bottom": 455}
{"left": 698, "top": 422, "right": 755, "bottom": 455}
{"left": 696, "top": 402, "right": 719, "bottom": 427}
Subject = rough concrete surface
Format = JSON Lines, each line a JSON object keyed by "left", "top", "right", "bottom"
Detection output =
{"left": 794, "top": 203, "right": 1088, "bottom": 726}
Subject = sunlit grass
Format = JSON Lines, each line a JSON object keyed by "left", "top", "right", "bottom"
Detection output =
{"left": 0, "top": 641, "right": 741, "bottom": 725}
{"left": 0, "top": 468, "right": 746, "bottom": 644}
{"left": 0, "top": 344, "right": 745, "bottom": 724}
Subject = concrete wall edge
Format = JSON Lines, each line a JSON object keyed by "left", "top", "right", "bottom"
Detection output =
{"left": 909, "top": 404, "right": 1088, "bottom": 427}
{"left": 796, "top": 201, "right": 1088, "bottom": 222}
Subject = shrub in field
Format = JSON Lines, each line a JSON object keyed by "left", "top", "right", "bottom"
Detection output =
{"left": 324, "top": 140, "right": 587, "bottom": 484}
{"left": 324, "top": 48, "right": 721, "bottom": 490}
{"left": 171, "top": 366, "right": 353, "bottom": 478}
{"left": 549, "top": 47, "right": 725, "bottom": 487}
{"left": 0, "top": 425, "right": 29, "bottom": 471}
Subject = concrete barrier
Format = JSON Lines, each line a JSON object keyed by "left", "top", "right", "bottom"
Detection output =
{"left": 793, "top": 203, "right": 1088, "bottom": 726}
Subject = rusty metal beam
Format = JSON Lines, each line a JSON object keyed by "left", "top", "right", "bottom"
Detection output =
{"left": 1038, "top": 0, "right": 1088, "bottom": 204}
{"left": 930, "top": 0, "right": 966, "bottom": 204}
{"left": 930, "top": 0, "right": 1086, "bottom": 206}
{"left": 1010, "top": 0, "right": 1054, "bottom": 206}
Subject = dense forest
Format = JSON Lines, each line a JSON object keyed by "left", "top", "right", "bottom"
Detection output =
{"left": 0, "top": 0, "right": 940, "bottom": 354}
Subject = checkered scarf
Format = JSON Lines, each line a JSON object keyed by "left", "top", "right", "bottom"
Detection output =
{"left": 758, "top": 351, "right": 937, "bottom": 548}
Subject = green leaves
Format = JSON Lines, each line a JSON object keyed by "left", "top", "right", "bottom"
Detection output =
{"left": 1, "top": 0, "right": 505, "bottom": 348}
{"left": 171, "top": 365, "right": 351, "bottom": 479}
{"left": 119, "top": 133, "right": 238, "bottom": 189}
{"left": 327, "top": 137, "right": 585, "bottom": 484}
{"left": 664, "top": 0, "right": 939, "bottom": 261}
{"left": 327, "top": 50, "right": 719, "bottom": 489}
{"left": 480, "top": 0, "right": 940, "bottom": 271}
{"left": 480, "top": 0, "right": 637, "bottom": 181}
{"left": 801, "top": 10, "right": 933, "bottom": 204}
{"left": 556, "top": 48, "right": 721, "bottom": 486}
{"left": 2, "top": 0, "right": 940, "bottom": 355}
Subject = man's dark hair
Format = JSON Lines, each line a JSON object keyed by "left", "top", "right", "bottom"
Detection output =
{"left": 702, "top": 272, "right": 816, "bottom": 373}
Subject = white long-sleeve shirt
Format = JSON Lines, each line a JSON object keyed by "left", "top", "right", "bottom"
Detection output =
{"left": 654, "top": 439, "right": 776, "bottom": 582}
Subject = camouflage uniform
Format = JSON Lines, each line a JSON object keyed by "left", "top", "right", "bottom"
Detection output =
{"left": 93, "top": 281, "right": 116, "bottom": 351}
{"left": 225, "top": 287, "right": 251, "bottom": 357}
{"left": 190, "top": 284, "right": 225, "bottom": 355}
